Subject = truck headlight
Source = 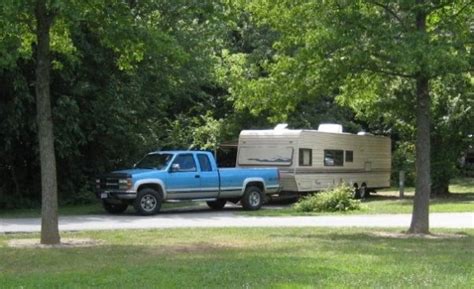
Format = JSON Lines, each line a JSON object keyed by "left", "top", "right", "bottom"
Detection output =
{"left": 119, "top": 178, "right": 132, "bottom": 190}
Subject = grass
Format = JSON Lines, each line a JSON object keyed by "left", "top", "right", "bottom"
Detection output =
{"left": 0, "top": 227, "right": 472, "bottom": 289}
{"left": 244, "top": 177, "right": 474, "bottom": 217}
{"left": 0, "top": 201, "right": 204, "bottom": 219}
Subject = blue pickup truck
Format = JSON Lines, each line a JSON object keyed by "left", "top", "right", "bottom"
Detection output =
{"left": 95, "top": 151, "right": 280, "bottom": 215}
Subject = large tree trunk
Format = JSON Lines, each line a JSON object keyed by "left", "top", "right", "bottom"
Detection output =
{"left": 408, "top": 0, "right": 431, "bottom": 234}
{"left": 35, "top": 0, "right": 60, "bottom": 245}
{"left": 408, "top": 75, "right": 431, "bottom": 234}
{"left": 408, "top": 4, "right": 431, "bottom": 233}
{"left": 431, "top": 181, "right": 450, "bottom": 196}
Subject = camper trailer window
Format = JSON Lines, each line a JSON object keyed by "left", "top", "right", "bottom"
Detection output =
{"left": 345, "top": 150, "right": 353, "bottom": 162}
{"left": 238, "top": 146, "right": 293, "bottom": 166}
{"left": 299, "top": 148, "right": 312, "bottom": 166}
{"left": 324, "top": 150, "right": 344, "bottom": 166}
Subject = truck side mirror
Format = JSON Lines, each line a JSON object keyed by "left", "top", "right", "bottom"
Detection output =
{"left": 170, "top": 163, "right": 180, "bottom": 172}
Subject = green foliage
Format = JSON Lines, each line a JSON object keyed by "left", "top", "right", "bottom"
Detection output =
{"left": 1, "top": 0, "right": 471, "bottom": 208}
{"left": 392, "top": 141, "right": 416, "bottom": 187}
{"left": 0, "top": 0, "right": 235, "bottom": 208}
{"left": 231, "top": 0, "right": 473, "bottom": 195}
{"left": 294, "top": 184, "right": 361, "bottom": 212}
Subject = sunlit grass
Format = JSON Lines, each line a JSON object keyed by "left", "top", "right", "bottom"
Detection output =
{"left": 0, "top": 201, "right": 204, "bottom": 218}
{"left": 0, "top": 227, "right": 472, "bottom": 289}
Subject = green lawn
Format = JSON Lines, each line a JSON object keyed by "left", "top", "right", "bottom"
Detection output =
{"left": 0, "top": 228, "right": 472, "bottom": 289}
{"left": 0, "top": 201, "right": 205, "bottom": 218}
{"left": 244, "top": 177, "right": 474, "bottom": 217}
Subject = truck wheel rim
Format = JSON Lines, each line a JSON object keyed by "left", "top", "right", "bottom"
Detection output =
{"left": 141, "top": 194, "right": 157, "bottom": 211}
{"left": 249, "top": 191, "right": 261, "bottom": 207}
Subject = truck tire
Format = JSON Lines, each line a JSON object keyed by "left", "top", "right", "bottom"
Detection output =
{"left": 241, "top": 186, "right": 264, "bottom": 210}
{"left": 207, "top": 200, "right": 227, "bottom": 210}
{"left": 102, "top": 201, "right": 128, "bottom": 214}
{"left": 134, "top": 188, "right": 162, "bottom": 215}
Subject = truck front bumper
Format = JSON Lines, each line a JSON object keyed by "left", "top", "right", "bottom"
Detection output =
{"left": 97, "top": 191, "right": 137, "bottom": 200}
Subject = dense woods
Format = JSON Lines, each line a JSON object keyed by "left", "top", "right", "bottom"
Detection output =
{"left": 0, "top": 1, "right": 472, "bottom": 233}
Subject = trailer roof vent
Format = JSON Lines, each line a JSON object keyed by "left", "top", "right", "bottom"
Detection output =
{"left": 357, "top": 131, "right": 373, "bottom": 136}
{"left": 274, "top": 123, "right": 288, "bottom": 131}
{"left": 318, "top": 123, "right": 343, "bottom": 133}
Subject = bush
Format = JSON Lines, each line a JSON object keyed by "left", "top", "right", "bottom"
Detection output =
{"left": 294, "top": 184, "right": 361, "bottom": 212}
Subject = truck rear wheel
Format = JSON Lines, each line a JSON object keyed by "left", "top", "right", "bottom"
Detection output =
{"left": 206, "top": 200, "right": 227, "bottom": 210}
{"left": 102, "top": 201, "right": 128, "bottom": 214}
{"left": 134, "top": 188, "right": 162, "bottom": 215}
{"left": 241, "top": 186, "right": 264, "bottom": 210}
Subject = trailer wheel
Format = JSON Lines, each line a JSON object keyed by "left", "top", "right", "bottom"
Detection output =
{"left": 360, "top": 184, "right": 369, "bottom": 199}
{"left": 134, "top": 188, "right": 162, "bottom": 215}
{"left": 241, "top": 186, "right": 264, "bottom": 210}
{"left": 102, "top": 201, "right": 128, "bottom": 214}
{"left": 352, "top": 184, "right": 360, "bottom": 199}
{"left": 207, "top": 199, "right": 227, "bottom": 210}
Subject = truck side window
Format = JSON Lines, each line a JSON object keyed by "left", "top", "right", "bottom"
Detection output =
{"left": 173, "top": 154, "right": 197, "bottom": 172}
{"left": 197, "top": 154, "right": 213, "bottom": 172}
{"left": 299, "top": 148, "right": 312, "bottom": 166}
{"left": 324, "top": 150, "right": 344, "bottom": 166}
{"left": 345, "top": 150, "right": 353, "bottom": 162}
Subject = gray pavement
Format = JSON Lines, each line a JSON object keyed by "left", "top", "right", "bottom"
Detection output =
{"left": 1, "top": 210, "right": 473, "bottom": 233}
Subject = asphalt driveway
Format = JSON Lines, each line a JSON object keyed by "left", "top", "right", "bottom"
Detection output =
{"left": 1, "top": 210, "right": 472, "bottom": 233}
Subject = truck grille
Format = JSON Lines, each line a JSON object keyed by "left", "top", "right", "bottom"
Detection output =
{"left": 95, "top": 173, "right": 130, "bottom": 191}
{"left": 99, "top": 178, "right": 120, "bottom": 190}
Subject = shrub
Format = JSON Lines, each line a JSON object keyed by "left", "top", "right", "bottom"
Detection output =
{"left": 294, "top": 184, "right": 361, "bottom": 212}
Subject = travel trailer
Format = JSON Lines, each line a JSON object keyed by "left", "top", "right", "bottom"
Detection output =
{"left": 236, "top": 124, "right": 391, "bottom": 198}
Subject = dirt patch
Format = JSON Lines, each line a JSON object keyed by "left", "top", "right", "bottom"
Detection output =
{"left": 143, "top": 241, "right": 246, "bottom": 256}
{"left": 7, "top": 238, "right": 104, "bottom": 248}
{"left": 371, "top": 231, "right": 467, "bottom": 239}
{"left": 168, "top": 243, "right": 220, "bottom": 253}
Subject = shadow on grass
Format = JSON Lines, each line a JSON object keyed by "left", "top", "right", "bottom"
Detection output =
{"left": 364, "top": 192, "right": 474, "bottom": 204}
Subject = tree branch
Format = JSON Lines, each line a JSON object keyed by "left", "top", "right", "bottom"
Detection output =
{"left": 427, "top": 0, "right": 455, "bottom": 13}
{"left": 372, "top": 2, "right": 408, "bottom": 30}
{"left": 365, "top": 66, "right": 415, "bottom": 78}
{"left": 449, "top": 0, "right": 473, "bottom": 18}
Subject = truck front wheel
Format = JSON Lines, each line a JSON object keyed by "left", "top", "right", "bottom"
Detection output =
{"left": 134, "top": 188, "right": 162, "bottom": 215}
{"left": 241, "top": 186, "right": 264, "bottom": 210}
{"left": 102, "top": 201, "right": 128, "bottom": 214}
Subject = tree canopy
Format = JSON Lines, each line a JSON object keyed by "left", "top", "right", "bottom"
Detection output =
{"left": 0, "top": 0, "right": 472, "bottom": 236}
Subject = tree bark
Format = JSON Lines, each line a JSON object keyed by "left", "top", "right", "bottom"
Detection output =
{"left": 408, "top": 75, "right": 431, "bottom": 234}
{"left": 35, "top": 0, "right": 60, "bottom": 245}
{"left": 431, "top": 181, "right": 450, "bottom": 197}
{"left": 408, "top": 1, "right": 431, "bottom": 234}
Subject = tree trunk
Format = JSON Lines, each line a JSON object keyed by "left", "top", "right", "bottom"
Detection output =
{"left": 431, "top": 181, "right": 450, "bottom": 197}
{"left": 35, "top": 0, "right": 60, "bottom": 245}
{"left": 408, "top": 1, "right": 431, "bottom": 234}
{"left": 408, "top": 75, "right": 431, "bottom": 234}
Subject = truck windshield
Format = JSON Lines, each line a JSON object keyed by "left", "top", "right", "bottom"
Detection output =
{"left": 135, "top": 153, "right": 173, "bottom": 170}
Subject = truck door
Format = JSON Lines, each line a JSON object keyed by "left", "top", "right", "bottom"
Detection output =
{"left": 196, "top": 153, "right": 219, "bottom": 198}
{"left": 166, "top": 153, "right": 202, "bottom": 199}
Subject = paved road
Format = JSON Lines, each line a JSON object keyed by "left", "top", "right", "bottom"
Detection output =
{"left": 1, "top": 209, "right": 472, "bottom": 233}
